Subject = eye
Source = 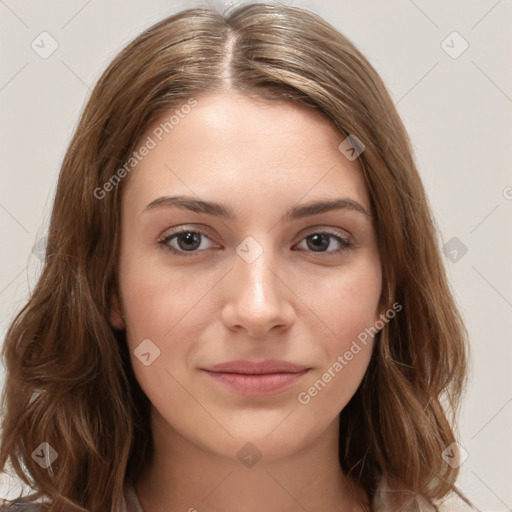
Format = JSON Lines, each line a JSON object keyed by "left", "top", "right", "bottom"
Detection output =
{"left": 158, "top": 228, "right": 354, "bottom": 258}
{"left": 293, "top": 231, "right": 353, "bottom": 254}
{"left": 158, "top": 229, "right": 217, "bottom": 257}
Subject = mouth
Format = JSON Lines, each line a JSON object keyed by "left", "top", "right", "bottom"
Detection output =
{"left": 200, "top": 359, "right": 311, "bottom": 396}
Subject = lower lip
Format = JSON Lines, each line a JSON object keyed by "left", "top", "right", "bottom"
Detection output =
{"left": 202, "top": 370, "right": 310, "bottom": 396}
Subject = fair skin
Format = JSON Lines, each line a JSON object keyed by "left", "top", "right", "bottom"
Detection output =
{"left": 111, "top": 91, "right": 385, "bottom": 512}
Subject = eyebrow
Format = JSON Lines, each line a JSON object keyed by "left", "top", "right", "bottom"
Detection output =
{"left": 143, "top": 195, "right": 372, "bottom": 220}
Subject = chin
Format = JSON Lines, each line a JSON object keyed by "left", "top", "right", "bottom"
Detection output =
{"left": 194, "top": 417, "right": 327, "bottom": 463}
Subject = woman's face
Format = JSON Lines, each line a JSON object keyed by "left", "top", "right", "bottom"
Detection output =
{"left": 112, "top": 91, "right": 384, "bottom": 460}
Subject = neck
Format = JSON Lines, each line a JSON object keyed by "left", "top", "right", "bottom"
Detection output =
{"left": 135, "top": 408, "right": 368, "bottom": 512}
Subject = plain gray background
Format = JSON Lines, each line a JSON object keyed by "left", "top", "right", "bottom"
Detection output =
{"left": 0, "top": 0, "right": 511, "bottom": 509}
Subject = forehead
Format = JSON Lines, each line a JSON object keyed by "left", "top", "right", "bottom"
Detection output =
{"left": 122, "top": 92, "right": 370, "bottom": 213}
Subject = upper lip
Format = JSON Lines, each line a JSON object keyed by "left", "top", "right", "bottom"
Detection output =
{"left": 202, "top": 359, "right": 310, "bottom": 375}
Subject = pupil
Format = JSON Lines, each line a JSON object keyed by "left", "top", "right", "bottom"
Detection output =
{"left": 308, "top": 234, "right": 329, "bottom": 251}
{"left": 179, "top": 232, "right": 201, "bottom": 251}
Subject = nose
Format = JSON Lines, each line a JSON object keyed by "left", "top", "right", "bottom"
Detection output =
{"left": 220, "top": 246, "right": 295, "bottom": 338}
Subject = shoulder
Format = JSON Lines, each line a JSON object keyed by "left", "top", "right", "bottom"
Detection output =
{"left": 0, "top": 481, "right": 135, "bottom": 512}
{"left": 372, "top": 477, "right": 477, "bottom": 512}
{"left": 0, "top": 497, "right": 50, "bottom": 511}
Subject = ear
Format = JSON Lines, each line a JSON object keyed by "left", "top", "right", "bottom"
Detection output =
{"left": 110, "top": 289, "right": 126, "bottom": 330}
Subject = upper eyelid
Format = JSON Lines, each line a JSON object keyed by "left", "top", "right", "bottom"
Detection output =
{"left": 159, "top": 224, "right": 352, "bottom": 241}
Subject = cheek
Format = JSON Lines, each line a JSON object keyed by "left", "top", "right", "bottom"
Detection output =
{"left": 294, "top": 256, "right": 381, "bottom": 405}
{"left": 119, "top": 251, "right": 219, "bottom": 388}
{"left": 296, "top": 341, "right": 373, "bottom": 425}
{"left": 294, "top": 275, "right": 380, "bottom": 417}
{"left": 296, "top": 252, "right": 382, "bottom": 343}
{"left": 119, "top": 248, "right": 203, "bottom": 339}
{"left": 119, "top": 261, "right": 202, "bottom": 410}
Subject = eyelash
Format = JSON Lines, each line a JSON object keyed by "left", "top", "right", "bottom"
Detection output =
{"left": 157, "top": 227, "right": 354, "bottom": 258}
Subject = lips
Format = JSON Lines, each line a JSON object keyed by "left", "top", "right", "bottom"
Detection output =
{"left": 203, "top": 359, "right": 310, "bottom": 375}
{"left": 201, "top": 359, "right": 310, "bottom": 396}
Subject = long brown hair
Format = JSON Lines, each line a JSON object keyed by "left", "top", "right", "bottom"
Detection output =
{"left": 1, "top": 3, "right": 471, "bottom": 511}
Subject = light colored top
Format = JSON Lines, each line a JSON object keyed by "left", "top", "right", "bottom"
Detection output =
{"left": 0, "top": 480, "right": 475, "bottom": 511}
{"left": 121, "top": 482, "right": 144, "bottom": 512}
{"left": 119, "top": 481, "right": 476, "bottom": 512}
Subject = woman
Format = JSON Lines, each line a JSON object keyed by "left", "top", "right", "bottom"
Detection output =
{"left": 0, "top": 3, "right": 474, "bottom": 511}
